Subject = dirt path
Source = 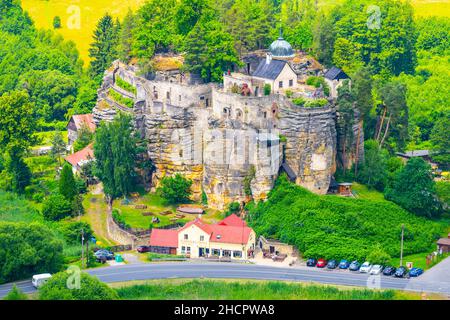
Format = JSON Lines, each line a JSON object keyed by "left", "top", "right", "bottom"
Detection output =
{"left": 82, "top": 185, "right": 117, "bottom": 247}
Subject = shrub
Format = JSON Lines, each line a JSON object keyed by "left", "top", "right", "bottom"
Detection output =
{"left": 157, "top": 174, "right": 192, "bottom": 204}
{"left": 3, "top": 285, "right": 28, "bottom": 300}
{"left": 112, "top": 209, "right": 130, "bottom": 229}
{"left": 305, "top": 76, "right": 330, "bottom": 96}
{"left": 108, "top": 89, "right": 134, "bottom": 108}
{"left": 248, "top": 175, "right": 442, "bottom": 261}
{"left": 0, "top": 222, "right": 64, "bottom": 284}
{"left": 263, "top": 83, "right": 271, "bottom": 96}
{"left": 60, "top": 221, "right": 93, "bottom": 244}
{"left": 304, "top": 98, "right": 328, "bottom": 108}
{"left": 225, "top": 202, "right": 240, "bottom": 217}
{"left": 285, "top": 90, "right": 293, "bottom": 98}
{"left": 39, "top": 271, "right": 118, "bottom": 300}
{"left": 115, "top": 76, "right": 137, "bottom": 95}
{"left": 42, "top": 194, "right": 72, "bottom": 221}
{"left": 292, "top": 97, "right": 305, "bottom": 106}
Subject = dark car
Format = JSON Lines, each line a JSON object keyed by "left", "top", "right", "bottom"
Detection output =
{"left": 94, "top": 249, "right": 114, "bottom": 261}
{"left": 409, "top": 268, "right": 423, "bottom": 277}
{"left": 326, "top": 260, "right": 338, "bottom": 269}
{"left": 306, "top": 258, "right": 317, "bottom": 267}
{"left": 349, "top": 261, "right": 361, "bottom": 271}
{"left": 394, "top": 266, "right": 408, "bottom": 278}
{"left": 338, "top": 260, "right": 350, "bottom": 269}
{"left": 136, "top": 245, "right": 151, "bottom": 253}
{"left": 383, "top": 266, "right": 396, "bottom": 276}
{"left": 317, "top": 258, "right": 327, "bottom": 268}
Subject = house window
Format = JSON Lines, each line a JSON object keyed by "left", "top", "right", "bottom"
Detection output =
{"left": 200, "top": 96, "right": 205, "bottom": 100}
{"left": 184, "top": 234, "right": 188, "bottom": 240}
{"left": 263, "top": 112, "right": 267, "bottom": 119}
{"left": 200, "top": 235, "right": 204, "bottom": 241}
{"left": 279, "top": 81, "right": 283, "bottom": 88}
{"left": 289, "top": 79, "right": 293, "bottom": 87}
{"left": 166, "top": 91, "right": 170, "bottom": 99}
{"left": 212, "top": 249, "right": 220, "bottom": 256}
{"left": 186, "top": 247, "right": 191, "bottom": 254}
{"left": 181, "top": 246, "right": 186, "bottom": 253}
{"left": 233, "top": 251, "right": 242, "bottom": 258}
{"left": 205, "top": 98, "right": 209, "bottom": 107}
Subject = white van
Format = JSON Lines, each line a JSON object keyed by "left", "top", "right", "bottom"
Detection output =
{"left": 32, "top": 273, "right": 52, "bottom": 288}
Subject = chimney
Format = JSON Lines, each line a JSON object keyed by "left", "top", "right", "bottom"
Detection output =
{"left": 266, "top": 53, "right": 272, "bottom": 65}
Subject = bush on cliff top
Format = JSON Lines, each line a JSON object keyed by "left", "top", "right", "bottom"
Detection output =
{"left": 247, "top": 175, "right": 442, "bottom": 261}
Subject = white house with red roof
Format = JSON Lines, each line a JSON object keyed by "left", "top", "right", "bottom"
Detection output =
{"left": 64, "top": 143, "right": 94, "bottom": 174}
{"left": 67, "top": 114, "right": 96, "bottom": 147}
{"left": 149, "top": 214, "right": 256, "bottom": 260}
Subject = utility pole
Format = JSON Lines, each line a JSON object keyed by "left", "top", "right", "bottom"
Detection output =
{"left": 400, "top": 224, "right": 404, "bottom": 267}
{"left": 81, "top": 228, "right": 85, "bottom": 269}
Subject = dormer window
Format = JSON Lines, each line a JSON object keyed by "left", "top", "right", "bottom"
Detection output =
{"left": 216, "top": 235, "right": 221, "bottom": 240}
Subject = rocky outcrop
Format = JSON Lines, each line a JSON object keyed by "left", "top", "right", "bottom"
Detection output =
{"left": 92, "top": 61, "right": 337, "bottom": 210}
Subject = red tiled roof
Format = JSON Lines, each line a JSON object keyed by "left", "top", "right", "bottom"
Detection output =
{"left": 65, "top": 144, "right": 94, "bottom": 167}
{"left": 210, "top": 225, "right": 252, "bottom": 245}
{"left": 71, "top": 114, "right": 96, "bottom": 132}
{"left": 437, "top": 238, "right": 450, "bottom": 246}
{"left": 179, "top": 218, "right": 213, "bottom": 235}
{"left": 217, "top": 214, "right": 247, "bottom": 227}
{"left": 149, "top": 229, "right": 178, "bottom": 248}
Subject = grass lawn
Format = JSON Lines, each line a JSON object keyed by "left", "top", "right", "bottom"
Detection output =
{"left": 0, "top": 191, "right": 43, "bottom": 223}
{"left": 33, "top": 130, "right": 68, "bottom": 149}
{"left": 112, "top": 279, "right": 427, "bottom": 300}
{"left": 351, "top": 182, "right": 386, "bottom": 201}
{"left": 112, "top": 192, "right": 224, "bottom": 229}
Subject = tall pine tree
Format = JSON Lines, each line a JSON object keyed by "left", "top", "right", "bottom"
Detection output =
{"left": 59, "top": 163, "right": 77, "bottom": 200}
{"left": 89, "top": 14, "right": 119, "bottom": 78}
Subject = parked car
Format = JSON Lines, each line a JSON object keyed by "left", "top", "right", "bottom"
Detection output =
{"left": 32, "top": 273, "right": 52, "bottom": 288}
{"left": 383, "top": 266, "right": 396, "bottom": 276}
{"left": 394, "top": 266, "right": 408, "bottom": 278}
{"left": 316, "top": 258, "right": 327, "bottom": 268}
{"left": 306, "top": 258, "right": 317, "bottom": 267}
{"left": 409, "top": 268, "right": 424, "bottom": 277}
{"left": 349, "top": 261, "right": 361, "bottom": 271}
{"left": 136, "top": 245, "right": 151, "bottom": 253}
{"left": 326, "top": 260, "right": 338, "bottom": 269}
{"left": 94, "top": 249, "right": 114, "bottom": 261}
{"left": 370, "top": 265, "right": 384, "bottom": 275}
{"left": 359, "top": 262, "right": 373, "bottom": 273}
{"left": 338, "top": 259, "right": 350, "bottom": 269}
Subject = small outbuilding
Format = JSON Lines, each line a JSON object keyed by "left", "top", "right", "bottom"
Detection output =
{"left": 437, "top": 234, "right": 450, "bottom": 254}
{"left": 338, "top": 182, "right": 353, "bottom": 196}
{"left": 67, "top": 114, "right": 96, "bottom": 147}
{"left": 324, "top": 66, "right": 350, "bottom": 99}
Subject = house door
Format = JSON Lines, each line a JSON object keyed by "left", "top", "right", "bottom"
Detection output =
{"left": 269, "top": 246, "right": 275, "bottom": 254}
{"left": 199, "top": 248, "right": 205, "bottom": 257}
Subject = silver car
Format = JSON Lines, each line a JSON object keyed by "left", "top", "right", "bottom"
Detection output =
{"left": 370, "top": 264, "right": 384, "bottom": 275}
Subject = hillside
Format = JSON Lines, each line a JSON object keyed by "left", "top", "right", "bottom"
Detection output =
{"left": 21, "top": 0, "right": 449, "bottom": 64}
{"left": 21, "top": 0, "right": 145, "bottom": 64}
{"left": 247, "top": 175, "right": 443, "bottom": 261}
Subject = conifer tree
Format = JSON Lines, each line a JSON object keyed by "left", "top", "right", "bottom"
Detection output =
{"left": 89, "top": 14, "right": 119, "bottom": 78}
{"left": 59, "top": 163, "right": 77, "bottom": 200}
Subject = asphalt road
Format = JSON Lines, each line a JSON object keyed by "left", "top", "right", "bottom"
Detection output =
{"left": 0, "top": 262, "right": 419, "bottom": 299}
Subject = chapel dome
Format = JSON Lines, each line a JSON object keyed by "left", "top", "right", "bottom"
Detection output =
{"left": 269, "top": 29, "right": 295, "bottom": 58}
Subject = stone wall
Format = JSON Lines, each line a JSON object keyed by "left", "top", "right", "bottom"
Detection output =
{"left": 106, "top": 208, "right": 150, "bottom": 247}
